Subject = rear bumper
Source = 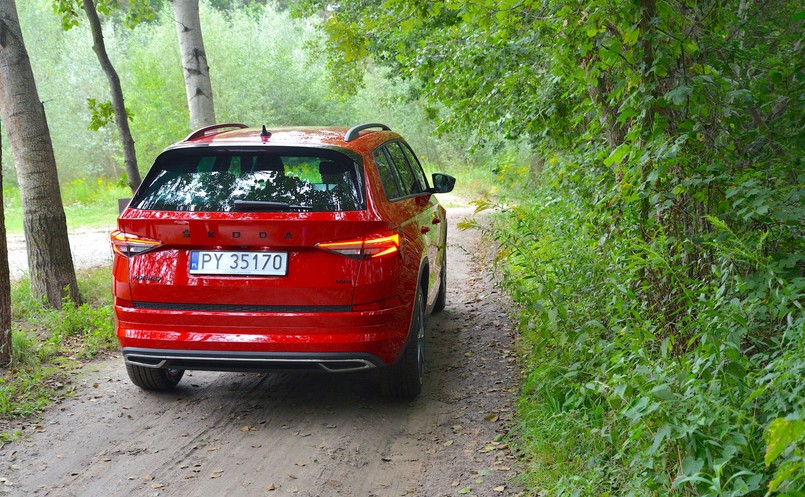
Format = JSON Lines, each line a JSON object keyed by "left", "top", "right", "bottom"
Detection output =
{"left": 123, "top": 348, "right": 383, "bottom": 373}
{"left": 114, "top": 303, "right": 411, "bottom": 367}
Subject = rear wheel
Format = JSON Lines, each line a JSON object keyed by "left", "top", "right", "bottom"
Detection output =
{"left": 382, "top": 288, "right": 425, "bottom": 399}
{"left": 125, "top": 363, "right": 184, "bottom": 391}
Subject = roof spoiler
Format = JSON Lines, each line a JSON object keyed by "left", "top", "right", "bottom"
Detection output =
{"left": 344, "top": 123, "right": 391, "bottom": 142}
{"left": 183, "top": 123, "right": 248, "bottom": 142}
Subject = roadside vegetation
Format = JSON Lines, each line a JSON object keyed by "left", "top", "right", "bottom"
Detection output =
{"left": 0, "top": 267, "right": 114, "bottom": 439}
{"left": 480, "top": 159, "right": 803, "bottom": 496}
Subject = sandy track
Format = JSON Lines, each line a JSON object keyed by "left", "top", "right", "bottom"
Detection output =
{"left": 1, "top": 207, "right": 522, "bottom": 496}
{"left": 6, "top": 229, "right": 114, "bottom": 280}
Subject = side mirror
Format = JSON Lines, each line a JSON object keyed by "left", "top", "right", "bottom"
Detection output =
{"left": 430, "top": 173, "right": 456, "bottom": 194}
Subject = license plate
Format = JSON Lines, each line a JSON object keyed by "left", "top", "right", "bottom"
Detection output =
{"left": 189, "top": 251, "right": 288, "bottom": 276}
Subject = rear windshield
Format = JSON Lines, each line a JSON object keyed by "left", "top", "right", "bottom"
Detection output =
{"left": 130, "top": 148, "right": 364, "bottom": 212}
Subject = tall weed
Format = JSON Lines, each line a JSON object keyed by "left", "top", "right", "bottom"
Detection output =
{"left": 488, "top": 157, "right": 804, "bottom": 496}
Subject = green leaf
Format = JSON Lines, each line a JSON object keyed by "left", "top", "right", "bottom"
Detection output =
{"left": 604, "top": 144, "right": 629, "bottom": 167}
{"left": 765, "top": 418, "right": 805, "bottom": 467}
{"left": 648, "top": 424, "right": 672, "bottom": 455}
{"left": 665, "top": 86, "right": 692, "bottom": 106}
{"left": 768, "top": 460, "right": 805, "bottom": 492}
{"left": 681, "top": 455, "right": 704, "bottom": 476}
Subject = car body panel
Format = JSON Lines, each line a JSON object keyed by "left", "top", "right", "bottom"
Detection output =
{"left": 112, "top": 125, "right": 451, "bottom": 374}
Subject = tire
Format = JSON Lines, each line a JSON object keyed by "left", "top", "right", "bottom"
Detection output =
{"left": 433, "top": 251, "right": 447, "bottom": 313}
{"left": 125, "top": 362, "right": 184, "bottom": 391}
{"left": 382, "top": 288, "right": 425, "bottom": 399}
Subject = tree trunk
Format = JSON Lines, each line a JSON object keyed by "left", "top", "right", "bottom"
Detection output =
{"left": 0, "top": 0, "right": 81, "bottom": 309}
{"left": 0, "top": 121, "right": 11, "bottom": 367}
{"left": 171, "top": 0, "right": 216, "bottom": 130}
{"left": 81, "top": 0, "right": 142, "bottom": 193}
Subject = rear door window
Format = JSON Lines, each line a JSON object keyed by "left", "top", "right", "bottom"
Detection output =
{"left": 385, "top": 142, "right": 425, "bottom": 196}
{"left": 399, "top": 142, "right": 429, "bottom": 191}
{"left": 373, "top": 148, "right": 402, "bottom": 200}
{"left": 130, "top": 148, "right": 364, "bottom": 212}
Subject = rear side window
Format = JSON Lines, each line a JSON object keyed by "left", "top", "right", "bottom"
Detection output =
{"left": 385, "top": 142, "right": 425, "bottom": 196}
{"left": 130, "top": 148, "right": 364, "bottom": 212}
{"left": 399, "top": 143, "right": 429, "bottom": 191}
{"left": 373, "top": 149, "right": 402, "bottom": 200}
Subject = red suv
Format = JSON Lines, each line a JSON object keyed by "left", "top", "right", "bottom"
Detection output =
{"left": 111, "top": 123, "right": 455, "bottom": 398}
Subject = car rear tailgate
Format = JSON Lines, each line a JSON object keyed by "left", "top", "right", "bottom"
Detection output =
{"left": 117, "top": 211, "right": 388, "bottom": 308}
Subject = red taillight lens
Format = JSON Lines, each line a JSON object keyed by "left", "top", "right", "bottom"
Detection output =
{"left": 110, "top": 230, "right": 162, "bottom": 257}
{"left": 316, "top": 232, "right": 400, "bottom": 260}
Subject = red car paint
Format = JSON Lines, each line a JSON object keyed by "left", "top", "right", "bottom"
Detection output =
{"left": 112, "top": 124, "right": 454, "bottom": 396}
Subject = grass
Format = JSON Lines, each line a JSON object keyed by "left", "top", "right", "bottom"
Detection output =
{"left": 0, "top": 266, "right": 116, "bottom": 439}
{"left": 3, "top": 179, "right": 129, "bottom": 234}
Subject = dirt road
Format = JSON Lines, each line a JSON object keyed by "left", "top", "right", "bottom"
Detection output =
{"left": 0, "top": 207, "right": 522, "bottom": 497}
{"left": 6, "top": 230, "right": 114, "bottom": 280}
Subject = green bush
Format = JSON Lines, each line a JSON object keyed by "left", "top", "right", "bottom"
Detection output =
{"left": 486, "top": 154, "right": 803, "bottom": 496}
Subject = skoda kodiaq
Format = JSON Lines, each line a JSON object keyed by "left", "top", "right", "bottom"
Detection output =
{"left": 111, "top": 123, "right": 455, "bottom": 398}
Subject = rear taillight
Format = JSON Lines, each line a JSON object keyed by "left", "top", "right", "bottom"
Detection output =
{"left": 315, "top": 232, "right": 400, "bottom": 260}
{"left": 110, "top": 230, "right": 162, "bottom": 257}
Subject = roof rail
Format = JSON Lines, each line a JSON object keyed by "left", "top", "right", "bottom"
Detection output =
{"left": 344, "top": 123, "right": 391, "bottom": 142}
{"left": 183, "top": 123, "right": 248, "bottom": 142}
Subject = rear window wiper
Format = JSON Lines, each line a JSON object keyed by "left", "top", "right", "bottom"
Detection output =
{"left": 233, "top": 200, "right": 313, "bottom": 212}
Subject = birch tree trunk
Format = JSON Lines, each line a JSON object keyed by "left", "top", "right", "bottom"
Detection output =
{"left": 0, "top": 121, "right": 11, "bottom": 366}
{"left": 82, "top": 0, "right": 141, "bottom": 193}
{"left": 171, "top": 0, "right": 216, "bottom": 130}
{"left": 0, "top": 0, "right": 81, "bottom": 308}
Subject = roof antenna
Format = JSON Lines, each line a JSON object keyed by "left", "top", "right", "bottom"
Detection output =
{"left": 260, "top": 125, "right": 272, "bottom": 141}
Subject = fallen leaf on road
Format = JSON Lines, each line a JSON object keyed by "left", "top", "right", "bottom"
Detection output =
{"left": 210, "top": 470, "right": 223, "bottom": 479}
{"left": 494, "top": 486, "right": 506, "bottom": 492}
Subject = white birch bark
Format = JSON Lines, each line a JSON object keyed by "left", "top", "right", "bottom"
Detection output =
{"left": 171, "top": 0, "right": 216, "bottom": 130}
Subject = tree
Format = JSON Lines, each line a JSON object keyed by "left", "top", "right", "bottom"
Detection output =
{"left": 171, "top": 0, "right": 216, "bottom": 130}
{"left": 0, "top": 121, "right": 11, "bottom": 367}
{"left": 54, "top": 0, "right": 144, "bottom": 193}
{"left": 0, "top": 0, "right": 81, "bottom": 309}
{"left": 82, "top": 0, "right": 142, "bottom": 192}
